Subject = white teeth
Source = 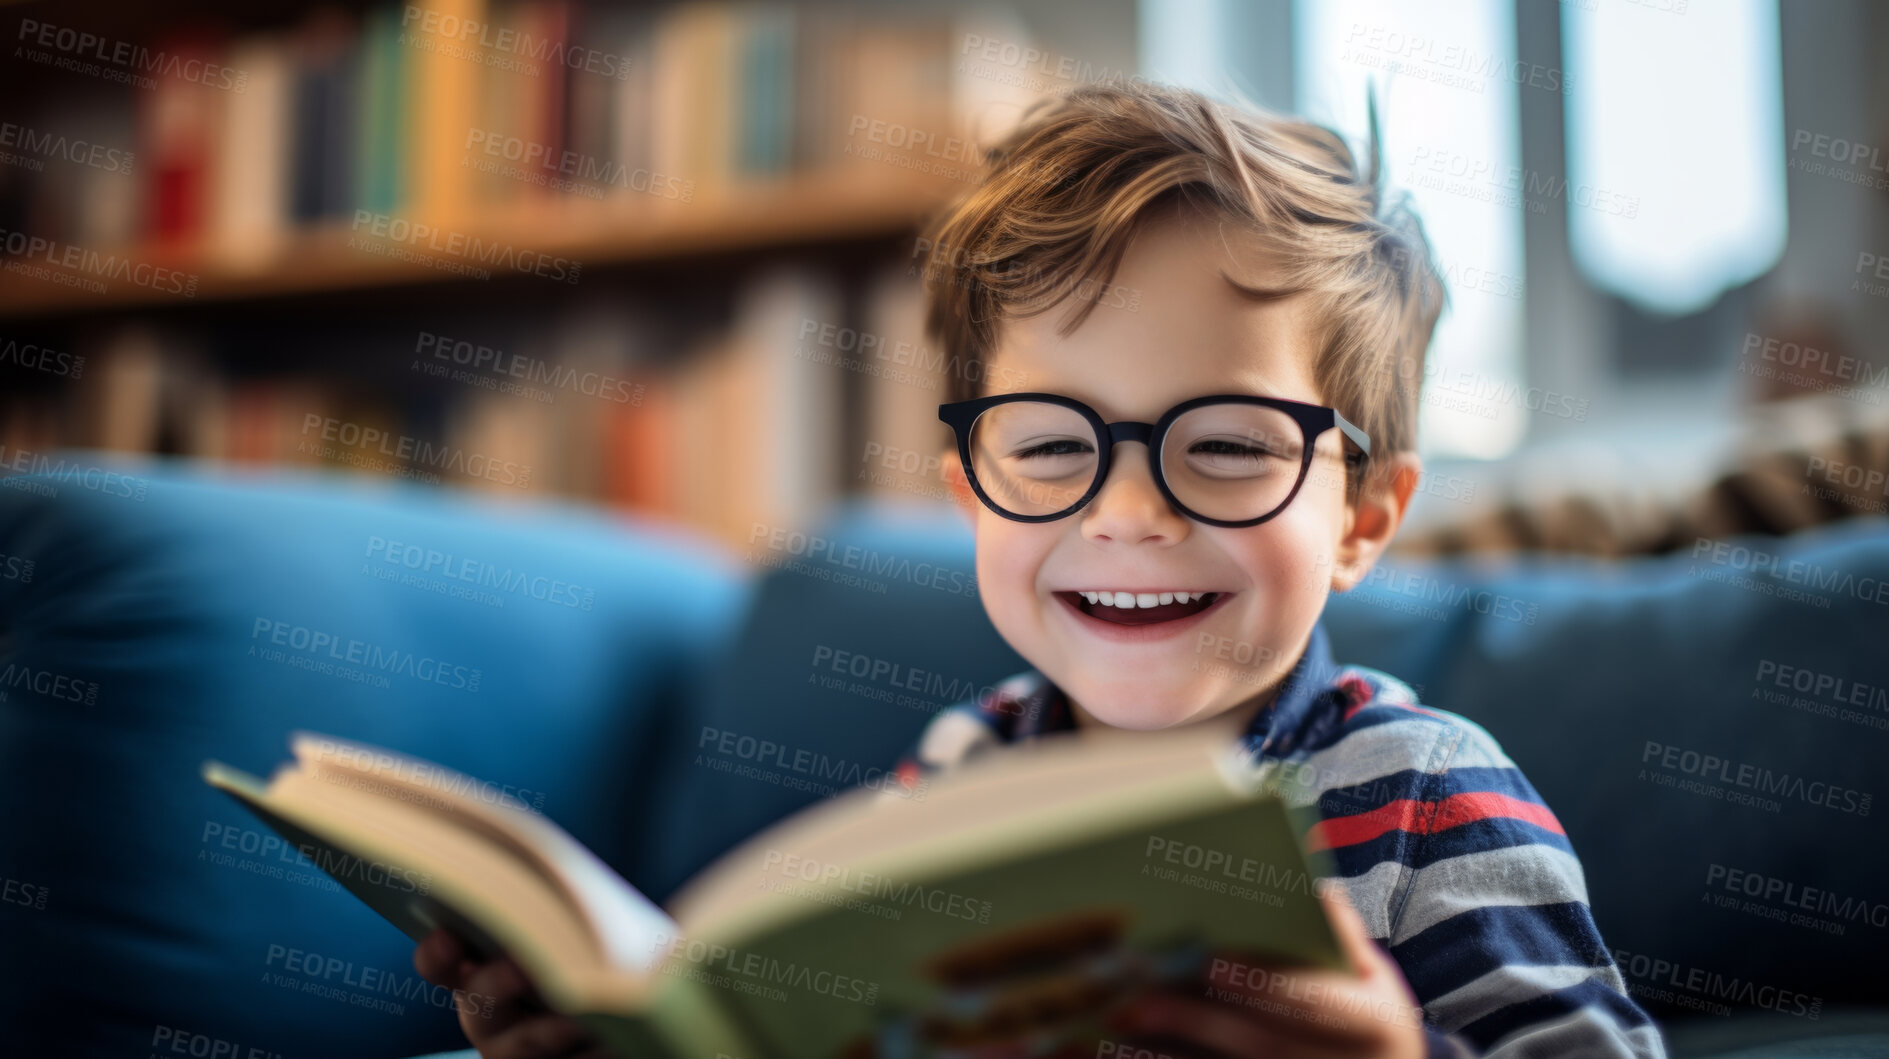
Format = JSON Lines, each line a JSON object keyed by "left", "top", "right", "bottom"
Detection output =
{"left": 1075, "top": 590, "right": 1218, "bottom": 609}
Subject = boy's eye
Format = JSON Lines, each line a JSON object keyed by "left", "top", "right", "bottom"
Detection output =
{"left": 1180, "top": 436, "right": 1297, "bottom": 478}
{"left": 1012, "top": 438, "right": 1093, "bottom": 460}
{"left": 1189, "top": 439, "right": 1288, "bottom": 459}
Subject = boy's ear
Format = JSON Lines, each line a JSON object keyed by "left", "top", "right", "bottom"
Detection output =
{"left": 1330, "top": 451, "right": 1421, "bottom": 593}
{"left": 941, "top": 447, "right": 979, "bottom": 529}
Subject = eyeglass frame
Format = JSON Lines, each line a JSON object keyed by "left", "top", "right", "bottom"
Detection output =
{"left": 937, "top": 391, "right": 1372, "bottom": 528}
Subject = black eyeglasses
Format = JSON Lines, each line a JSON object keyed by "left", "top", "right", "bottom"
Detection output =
{"left": 938, "top": 392, "right": 1370, "bottom": 527}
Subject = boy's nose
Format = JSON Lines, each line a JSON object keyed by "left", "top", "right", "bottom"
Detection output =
{"left": 1078, "top": 442, "right": 1189, "bottom": 545}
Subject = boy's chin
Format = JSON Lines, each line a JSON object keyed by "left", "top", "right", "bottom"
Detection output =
{"left": 1089, "top": 710, "right": 1190, "bottom": 731}
{"left": 1066, "top": 686, "right": 1210, "bottom": 731}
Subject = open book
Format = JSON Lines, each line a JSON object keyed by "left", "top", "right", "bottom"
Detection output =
{"left": 203, "top": 721, "right": 1346, "bottom": 1058}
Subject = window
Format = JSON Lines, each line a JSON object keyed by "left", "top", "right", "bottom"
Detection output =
{"left": 1293, "top": 0, "right": 1528, "bottom": 458}
{"left": 1561, "top": 0, "right": 1786, "bottom": 316}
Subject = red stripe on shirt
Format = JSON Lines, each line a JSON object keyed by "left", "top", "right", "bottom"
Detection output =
{"left": 1305, "top": 791, "right": 1566, "bottom": 853}
{"left": 1342, "top": 698, "right": 1448, "bottom": 723}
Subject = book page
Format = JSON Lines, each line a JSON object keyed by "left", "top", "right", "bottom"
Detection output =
{"left": 291, "top": 733, "right": 676, "bottom": 972}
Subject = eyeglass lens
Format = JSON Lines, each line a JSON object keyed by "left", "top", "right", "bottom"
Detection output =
{"left": 966, "top": 400, "right": 1309, "bottom": 521}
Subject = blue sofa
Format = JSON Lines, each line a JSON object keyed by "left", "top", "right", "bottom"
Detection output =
{"left": 1, "top": 457, "right": 1885, "bottom": 1058}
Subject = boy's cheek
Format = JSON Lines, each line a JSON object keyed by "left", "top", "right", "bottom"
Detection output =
{"left": 1207, "top": 518, "right": 1332, "bottom": 598}
{"left": 942, "top": 451, "right": 979, "bottom": 521}
{"left": 970, "top": 522, "right": 1041, "bottom": 632}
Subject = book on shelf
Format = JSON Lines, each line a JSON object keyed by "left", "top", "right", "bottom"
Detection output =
{"left": 202, "top": 721, "right": 1346, "bottom": 1058}
{"left": 15, "top": 263, "right": 869, "bottom": 542}
{"left": 144, "top": 29, "right": 227, "bottom": 245}
{"left": 212, "top": 33, "right": 292, "bottom": 265}
{"left": 354, "top": 6, "right": 408, "bottom": 218}
{"left": 858, "top": 266, "right": 950, "bottom": 507}
{"left": 1, "top": 0, "right": 1044, "bottom": 275}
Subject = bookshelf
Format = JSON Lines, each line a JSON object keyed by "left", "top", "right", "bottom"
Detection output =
{"left": 0, "top": 0, "right": 1051, "bottom": 553}
{"left": 0, "top": 175, "right": 956, "bottom": 316}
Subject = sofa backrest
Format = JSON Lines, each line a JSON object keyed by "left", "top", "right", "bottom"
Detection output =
{"left": 0, "top": 458, "right": 749, "bottom": 1058}
{"left": 5, "top": 460, "right": 1882, "bottom": 1054}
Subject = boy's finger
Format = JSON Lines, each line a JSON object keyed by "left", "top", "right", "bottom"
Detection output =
{"left": 1316, "top": 882, "right": 1427, "bottom": 1018}
{"left": 481, "top": 1013, "right": 594, "bottom": 1059}
{"left": 453, "top": 983, "right": 497, "bottom": 1022}
{"left": 1316, "top": 881, "right": 1386, "bottom": 979}
{"left": 458, "top": 986, "right": 535, "bottom": 1045}
{"left": 1110, "top": 993, "right": 1352, "bottom": 1059}
{"left": 1198, "top": 958, "right": 1381, "bottom": 1049}
{"left": 466, "top": 954, "right": 533, "bottom": 1005}
{"left": 413, "top": 927, "right": 466, "bottom": 987}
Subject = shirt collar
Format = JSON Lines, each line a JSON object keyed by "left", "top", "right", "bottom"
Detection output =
{"left": 1241, "top": 621, "right": 1342, "bottom": 758}
{"left": 993, "top": 621, "right": 1342, "bottom": 755}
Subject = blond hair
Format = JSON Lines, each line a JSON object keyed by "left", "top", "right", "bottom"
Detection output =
{"left": 920, "top": 79, "right": 1447, "bottom": 483}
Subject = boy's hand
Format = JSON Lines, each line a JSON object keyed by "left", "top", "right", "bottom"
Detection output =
{"left": 413, "top": 926, "right": 616, "bottom": 1059}
{"left": 1104, "top": 884, "right": 1429, "bottom": 1058}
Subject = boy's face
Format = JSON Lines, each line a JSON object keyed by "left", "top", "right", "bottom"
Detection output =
{"left": 943, "top": 204, "right": 1415, "bottom": 730}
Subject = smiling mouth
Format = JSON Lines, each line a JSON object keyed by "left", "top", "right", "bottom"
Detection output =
{"left": 1053, "top": 590, "right": 1229, "bottom": 626}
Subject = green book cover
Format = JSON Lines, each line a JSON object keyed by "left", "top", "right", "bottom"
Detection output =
{"left": 737, "top": 5, "right": 794, "bottom": 177}
{"left": 355, "top": 5, "right": 406, "bottom": 215}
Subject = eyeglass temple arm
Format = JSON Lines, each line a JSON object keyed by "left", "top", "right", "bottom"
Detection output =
{"left": 1333, "top": 411, "right": 1371, "bottom": 458}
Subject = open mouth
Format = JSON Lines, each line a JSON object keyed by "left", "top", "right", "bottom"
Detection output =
{"left": 1052, "top": 590, "right": 1230, "bottom": 626}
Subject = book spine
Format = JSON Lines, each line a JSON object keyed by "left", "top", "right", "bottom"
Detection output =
{"left": 407, "top": 0, "right": 484, "bottom": 225}
{"left": 143, "top": 32, "right": 222, "bottom": 244}
{"left": 356, "top": 7, "right": 405, "bottom": 216}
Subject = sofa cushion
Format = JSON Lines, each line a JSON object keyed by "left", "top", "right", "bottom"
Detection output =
{"left": 1326, "top": 519, "right": 1889, "bottom": 1026}
{"left": 643, "top": 498, "right": 1024, "bottom": 899}
{"left": 0, "top": 456, "right": 748, "bottom": 1058}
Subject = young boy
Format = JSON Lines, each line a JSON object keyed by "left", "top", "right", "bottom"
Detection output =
{"left": 893, "top": 81, "right": 1667, "bottom": 1058}
{"left": 414, "top": 80, "right": 1666, "bottom": 1058}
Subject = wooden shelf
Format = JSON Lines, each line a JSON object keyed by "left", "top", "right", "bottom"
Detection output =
{"left": 0, "top": 172, "right": 960, "bottom": 319}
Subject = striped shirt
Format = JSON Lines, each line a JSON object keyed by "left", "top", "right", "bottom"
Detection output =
{"left": 891, "top": 623, "right": 1668, "bottom": 1058}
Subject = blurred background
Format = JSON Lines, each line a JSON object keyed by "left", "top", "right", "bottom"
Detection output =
{"left": 0, "top": 0, "right": 1885, "bottom": 556}
{"left": 5, "top": 6, "right": 1889, "bottom": 1056}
